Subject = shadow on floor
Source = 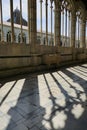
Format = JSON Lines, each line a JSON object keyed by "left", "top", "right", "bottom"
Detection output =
{"left": 0, "top": 64, "right": 87, "bottom": 130}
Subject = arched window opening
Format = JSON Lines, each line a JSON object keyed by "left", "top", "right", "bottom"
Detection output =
{"left": 18, "top": 33, "right": 21, "bottom": 43}
{"left": 14, "top": 34, "right": 16, "bottom": 43}
{"left": 7, "top": 31, "right": 11, "bottom": 42}
{"left": 18, "top": 33, "right": 26, "bottom": 43}
{"left": 44, "top": 37, "right": 46, "bottom": 45}
{"left": 22, "top": 33, "right": 26, "bottom": 43}
{"left": 61, "top": 0, "right": 71, "bottom": 47}
{"left": 37, "top": 36, "right": 41, "bottom": 44}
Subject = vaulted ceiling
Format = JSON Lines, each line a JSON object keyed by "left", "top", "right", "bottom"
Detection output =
{"left": 81, "top": 0, "right": 87, "bottom": 9}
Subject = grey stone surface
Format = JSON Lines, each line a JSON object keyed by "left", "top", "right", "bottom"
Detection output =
{"left": 0, "top": 64, "right": 87, "bottom": 130}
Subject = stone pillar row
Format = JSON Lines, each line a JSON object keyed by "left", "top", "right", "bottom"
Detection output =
{"left": 0, "top": 0, "right": 86, "bottom": 49}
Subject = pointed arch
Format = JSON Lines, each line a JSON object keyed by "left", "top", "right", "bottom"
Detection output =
{"left": 7, "top": 31, "right": 11, "bottom": 42}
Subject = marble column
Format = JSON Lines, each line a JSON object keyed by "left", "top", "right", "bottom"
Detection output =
{"left": 62, "top": 10, "right": 64, "bottom": 45}
{"left": 10, "top": 0, "right": 14, "bottom": 42}
{"left": 40, "top": 0, "right": 43, "bottom": 44}
{"left": 70, "top": 10, "right": 76, "bottom": 48}
{"left": 86, "top": 21, "right": 87, "bottom": 48}
{"left": 68, "top": 11, "right": 71, "bottom": 47}
{"left": 45, "top": 0, "right": 48, "bottom": 45}
{"left": 78, "top": 16, "right": 80, "bottom": 48}
{"left": 28, "top": 0, "right": 37, "bottom": 44}
{"left": 20, "top": 0, "right": 23, "bottom": 43}
{"left": 0, "top": 0, "right": 3, "bottom": 41}
{"left": 80, "top": 18, "right": 86, "bottom": 48}
{"left": 54, "top": 0, "right": 61, "bottom": 46}
{"left": 65, "top": 8, "right": 67, "bottom": 47}
{"left": 50, "top": 0, "right": 53, "bottom": 46}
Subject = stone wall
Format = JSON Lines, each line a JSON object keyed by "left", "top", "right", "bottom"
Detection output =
{"left": 0, "top": 43, "right": 87, "bottom": 77}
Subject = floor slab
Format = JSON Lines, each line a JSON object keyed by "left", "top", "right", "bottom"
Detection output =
{"left": 0, "top": 64, "right": 87, "bottom": 130}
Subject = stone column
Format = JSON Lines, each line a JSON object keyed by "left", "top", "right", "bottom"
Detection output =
{"left": 69, "top": 11, "right": 71, "bottom": 47}
{"left": 80, "top": 18, "right": 86, "bottom": 48}
{"left": 10, "top": 0, "right": 14, "bottom": 42}
{"left": 28, "top": 0, "right": 37, "bottom": 44}
{"left": 54, "top": 0, "right": 61, "bottom": 46}
{"left": 71, "top": 10, "right": 76, "bottom": 60}
{"left": 70, "top": 10, "right": 76, "bottom": 48}
{"left": 86, "top": 21, "right": 87, "bottom": 48}
{"left": 0, "top": 0, "right": 3, "bottom": 41}
{"left": 45, "top": 0, "right": 48, "bottom": 45}
{"left": 50, "top": 0, "right": 53, "bottom": 46}
{"left": 65, "top": 8, "right": 67, "bottom": 47}
{"left": 40, "top": 0, "right": 43, "bottom": 44}
{"left": 20, "top": 0, "right": 23, "bottom": 43}
{"left": 77, "top": 15, "right": 80, "bottom": 48}
{"left": 62, "top": 9, "right": 64, "bottom": 46}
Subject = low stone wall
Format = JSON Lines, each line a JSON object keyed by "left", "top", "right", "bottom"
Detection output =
{"left": 0, "top": 43, "right": 87, "bottom": 77}
{"left": 77, "top": 53, "right": 87, "bottom": 61}
{"left": 42, "top": 54, "right": 60, "bottom": 65}
{"left": 60, "top": 54, "right": 72, "bottom": 62}
{"left": 0, "top": 55, "right": 41, "bottom": 70}
{"left": 58, "top": 47, "right": 73, "bottom": 62}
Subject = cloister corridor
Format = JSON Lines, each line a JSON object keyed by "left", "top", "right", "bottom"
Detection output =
{"left": 0, "top": 63, "right": 87, "bottom": 130}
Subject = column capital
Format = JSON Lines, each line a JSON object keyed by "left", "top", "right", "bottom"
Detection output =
{"left": 54, "top": 2, "right": 61, "bottom": 12}
{"left": 45, "top": 0, "right": 48, "bottom": 6}
{"left": 50, "top": 0, "right": 53, "bottom": 9}
{"left": 71, "top": 10, "right": 76, "bottom": 16}
{"left": 50, "top": 0, "right": 53, "bottom": 4}
{"left": 81, "top": 17, "right": 86, "bottom": 24}
{"left": 54, "top": 0, "right": 61, "bottom": 8}
{"left": 40, "top": 0, "right": 43, "bottom": 2}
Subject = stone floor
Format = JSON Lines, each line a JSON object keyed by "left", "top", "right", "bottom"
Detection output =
{"left": 0, "top": 64, "right": 87, "bottom": 130}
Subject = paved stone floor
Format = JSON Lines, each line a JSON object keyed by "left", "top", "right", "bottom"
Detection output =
{"left": 0, "top": 64, "right": 87, "bottom": 130}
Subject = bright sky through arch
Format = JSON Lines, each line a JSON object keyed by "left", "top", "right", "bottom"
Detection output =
{"left": 2, "top": 0, "right": 27, "bottom": 21}
{"left": 2, "top": 0, "right": 54, "bottom": 32}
